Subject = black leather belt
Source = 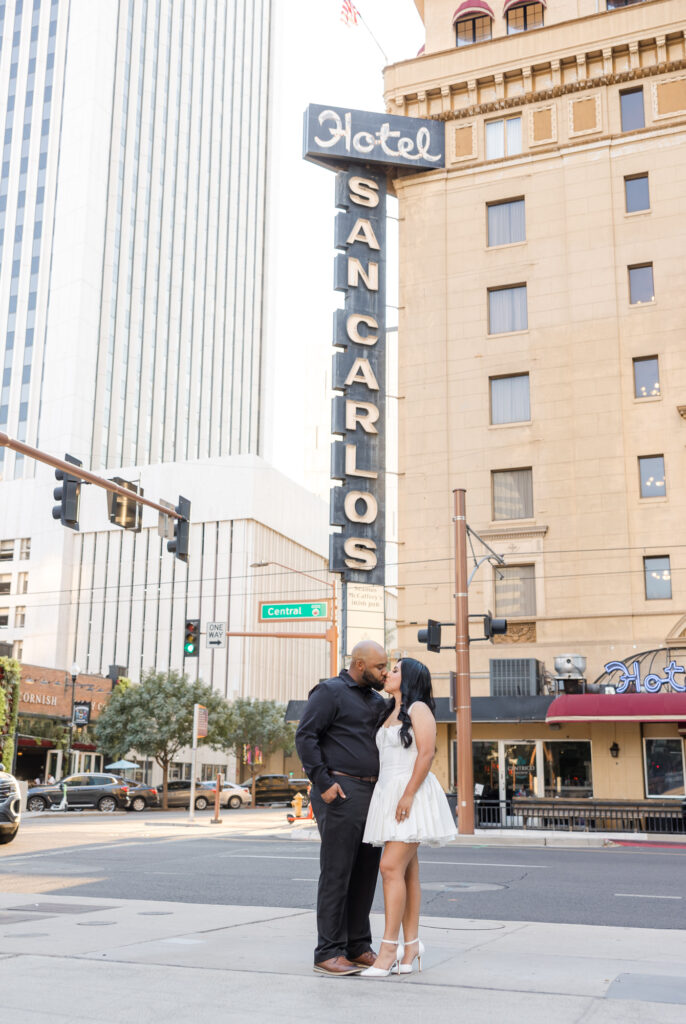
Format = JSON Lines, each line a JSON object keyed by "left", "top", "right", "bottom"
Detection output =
{"left": 331, "top": 770, "right": 378, "bottom": 783}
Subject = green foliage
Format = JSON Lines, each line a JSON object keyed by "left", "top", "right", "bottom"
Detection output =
{"left": 224, "top": 697, "right": 295, "bottom": 806}
{"left": 16, "top": 714, "right": 68, "bottom": 750}
{"left": 0, "top": 658, "right": 21, "bottom": 770}
{"left": 95, "top": 668, "right": 233, "bottom": 808}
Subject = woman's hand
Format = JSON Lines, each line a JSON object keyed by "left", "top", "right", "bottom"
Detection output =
{"left": 396, "top": 793, "right": 413, "bottom": 823}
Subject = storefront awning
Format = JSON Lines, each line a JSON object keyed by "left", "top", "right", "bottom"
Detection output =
{"left": 452, "top": 1, "right": 495, "bottom": 22}
{"left": 546, "top": 693, "right": 686, "bottom": 723}
{"left": 285, "top": 695, "right": 553, "bottom": 725}
{"left": 503, "top": 0, "right": 546, "bottom": 11}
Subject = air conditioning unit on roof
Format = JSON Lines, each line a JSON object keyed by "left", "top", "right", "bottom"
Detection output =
{"left": 490, "top": 658, "right": 544, "bottom": 697}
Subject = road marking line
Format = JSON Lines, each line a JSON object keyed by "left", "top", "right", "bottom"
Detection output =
{"left": 419, "top": 860, "right": 548, "bottom": 869}
{"left": 614, "top": 893, "right": 682, "bottom": 900}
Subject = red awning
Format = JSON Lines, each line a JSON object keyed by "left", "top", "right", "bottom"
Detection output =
{"left": 503, "top": 0, "right": 546, "bottom": 11}
{"left": 547, "top": 693, "right": 686, "bottom": 723}
{"left": 452, "top": 1, "right": 495, "bottom": 23}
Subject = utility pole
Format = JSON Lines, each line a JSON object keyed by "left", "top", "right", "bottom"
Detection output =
{"left": 454, "top": 488, "right": 474, "bottom": 835}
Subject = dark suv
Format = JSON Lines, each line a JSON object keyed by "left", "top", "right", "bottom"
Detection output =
{"left": 26, "top": 773, "right": 130, "bottom": 813}
{"left": 240, "top": 774, "right": 310, "bottom": 805}
{"left": 0, "top": 763, "right": 21, "bottom": 844}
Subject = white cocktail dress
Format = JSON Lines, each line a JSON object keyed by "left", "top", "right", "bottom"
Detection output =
{"left": 362, "top": 717, "right": 458, "bottom": 848}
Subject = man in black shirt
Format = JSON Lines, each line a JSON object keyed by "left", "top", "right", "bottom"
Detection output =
{"left": 296, "top": 640, "right": 388, "bottom": 976}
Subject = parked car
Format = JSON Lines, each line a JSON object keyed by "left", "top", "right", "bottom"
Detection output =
{"left": 113, "top": 777, "right": 159, "bottom": 812}
{"left": 198, "top": 780, "right": 251, "bottom": 809}
{"left": 239, "top": 774, "right": 310, "bottom": 806}
{"left": 162, "top": 779, "right": 211, "bottom": 810}
{"left": 26, "top": 773, "right": 130, "bottom": 813}
{"left": 0, "top": 762, "right": 21, "bottom": 844}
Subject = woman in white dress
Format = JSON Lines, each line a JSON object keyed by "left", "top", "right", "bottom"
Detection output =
{"left": 360, "top": 658, "right": 457, "bottom": 977}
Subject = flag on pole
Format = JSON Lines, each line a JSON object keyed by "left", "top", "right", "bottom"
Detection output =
{"left": 340, "top": 0, "right": 360, "bottom": 26}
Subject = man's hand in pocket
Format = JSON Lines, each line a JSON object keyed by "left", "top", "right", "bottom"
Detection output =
{"left": 321, "top": 782, "right": 346, "bottom": 804}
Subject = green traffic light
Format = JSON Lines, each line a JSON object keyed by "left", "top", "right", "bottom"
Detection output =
{"left": 184, "top": 642, "right": 195, "bottom": 654}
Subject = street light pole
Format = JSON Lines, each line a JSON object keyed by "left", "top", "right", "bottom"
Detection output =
{"left": 67, "top": 661, "right": 80, "bottom": 777}
{"left": 454, "top": 489, "right": 475, "bottom": 835}
{"left": 250, "top": 561, "right": 338, "bottom": 677}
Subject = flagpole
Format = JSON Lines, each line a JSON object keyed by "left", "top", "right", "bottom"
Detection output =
{"left": 356, "top": 10, "right": 388, "bottom": 64}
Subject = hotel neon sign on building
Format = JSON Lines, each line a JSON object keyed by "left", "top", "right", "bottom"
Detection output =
{"left": 302, "top": 104, "right": 444, "bottom": 604}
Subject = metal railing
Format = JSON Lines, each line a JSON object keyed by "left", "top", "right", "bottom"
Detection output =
{"left": 474, "top": 798, "right": 686, "bottom": 833}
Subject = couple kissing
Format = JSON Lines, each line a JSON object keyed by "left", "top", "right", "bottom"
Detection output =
{"left": 295, "top": 641, "right": 457, "bottom": 978}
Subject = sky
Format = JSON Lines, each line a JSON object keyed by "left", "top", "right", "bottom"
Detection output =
{"left": 264, "top": 0, "right": 425, "bottom": 498}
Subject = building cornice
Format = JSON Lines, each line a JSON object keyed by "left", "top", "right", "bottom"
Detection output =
{"left": 432, "top": 57, "right": 686, "bottom": 122}
{"left": 478, "top": 524, "right": 549, "bottom": 542}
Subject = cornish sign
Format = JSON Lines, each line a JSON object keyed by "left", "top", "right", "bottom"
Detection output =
{"left": 259, "top": 601, "right": 329, "bottom": 621}
{"left": 303, "top": 104, "right": 445, "bottom": 171}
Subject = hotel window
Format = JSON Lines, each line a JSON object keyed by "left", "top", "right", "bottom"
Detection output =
{"left": 620, "top": 88, "right": 645, "bottom": 131}
{"left": 19, "top": 537, "right": 30, "bottom": 559}
{"left": 488, "top": 285, "right": 528, "bottom": 333}
{"left": 16, "top": 571, "right": 28, "bottom": 594}
{"left": 14, "top": 605, "right": 25, "bottom": 628}
{"left": 495, "top": 564, "right": 536, "bottom": 616}
{"left": 638, "top": 455, "right": 665, "bottom": 498}
{"left": 0, "top": 608, "right": 8, "bottom": 627}
{"left": 625, "top": 174, "right": 649, "bottom": 213}
{"left": 490, "top": 374, "right": 530, "bottom": 424}
{"left": 487, "top": 198, "right": 525, "bottom": 246}
{"left": 505, "top": 2, "right": 544, "bottom": 34}
{"left": 633, "top": 356, "right": 660, "bottom": 398}
{"left": 0, "top": 574, "right": 10, "bottom": 595}
{"left": 628, "top": 264, "right": 654, "bottom": 304}
{"left": 492, "top": 468, "right": 533, "bottom": 520}
{"left": 455, "top": 14, "right": 492, "bottom": 47}
{"left": 644, "top": 738, "right": 684, "bottom": 798}
{"left": 0, "top": 540, "right": 12, "bottom": 561}
{"left": 644, "top": 556, "right": 671, "bottom": 600}
{"left": 485, "top": 116, "right": 522, "bottom": 159}
{"left": 543, "top": 742, "right": 593, "bottom": 798}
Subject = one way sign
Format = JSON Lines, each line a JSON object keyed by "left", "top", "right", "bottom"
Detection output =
{"left": 206, "top": 622, "right": 226, "bottom": 649}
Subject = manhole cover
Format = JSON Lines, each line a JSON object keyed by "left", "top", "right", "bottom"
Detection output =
{"left": 422, "top": 881, "right": 505, "bottom": 893}
{"left": 9, "top": 903, "right": 115, "bottom": 915}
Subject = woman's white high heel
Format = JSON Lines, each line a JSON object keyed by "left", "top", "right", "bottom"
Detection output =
{"left": 359, "top": 939, "right": 402, "bottom": 978}
{"left": 396, "top": 937, "right": 425, "bottom": 974}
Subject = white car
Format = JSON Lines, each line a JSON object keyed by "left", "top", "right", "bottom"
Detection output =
{"left": 198, "top": 780, "right": 251, "bottom": 809}
{"left": 0, "top": 762, "right": 21, "bottom": 844}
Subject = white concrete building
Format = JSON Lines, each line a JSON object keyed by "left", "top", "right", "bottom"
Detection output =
{"left": 0, "top": 0, "right": 333, "bottom": 747}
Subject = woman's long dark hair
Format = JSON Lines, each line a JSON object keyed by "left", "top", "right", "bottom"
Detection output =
{"left": 384, "top": 658, "right": 436, "bottom": 748}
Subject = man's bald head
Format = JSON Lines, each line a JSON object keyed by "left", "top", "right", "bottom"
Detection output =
{"left": 348, "top": 641, "right": 388, "bottom": 691}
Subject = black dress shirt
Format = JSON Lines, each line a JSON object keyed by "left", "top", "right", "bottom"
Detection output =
{"left": 295, "top": 670, "right": 388, "bottom": 792}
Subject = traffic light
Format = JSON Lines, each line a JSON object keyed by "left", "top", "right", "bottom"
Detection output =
{"left": 417, "top": 619, "right": 442, "bottom": 653}
{"left": 107, "top": 477, "right": 143, "bottom": 531}
{"left": 483, "top": 611, "right": 507, "bottom": 642}
{"left": 184, "top": 619, "right": 200, "bottom": 657}
{"left": 167, "top": 496, "right": 190, "bottom": 562}
{"left": 52, "top": 454, "right": 82, "bottom": 530}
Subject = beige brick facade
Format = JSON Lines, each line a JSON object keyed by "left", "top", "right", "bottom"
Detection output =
{"left": 386, "top": 0, "right": 686, "bottom": 798}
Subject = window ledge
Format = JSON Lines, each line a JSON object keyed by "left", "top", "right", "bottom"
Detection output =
{"left": 486, "top": 240, "right": 527, "bottom": 252}
{"left": 488, "top": 328, "right": 529, "bottom": 339}
{"left": 489, "top": 420, "right": 532, "bottom": 430}
{"left": 634, "top": 395, "right": 662, "bottom": 404}
{"left": 625, "top": 209, "right": 651, "bottom": 217}
{"left": 481, "top": 523, "right": 548, "bottom": 541}
{"left": 629, "top": 300, "right": 656, "bottom": 309}
{"left": 638, "top": 496, "right": 668, "bottom": 504}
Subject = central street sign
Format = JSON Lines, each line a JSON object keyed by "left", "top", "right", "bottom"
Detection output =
{"left": 259, "top": 601, "right": 329, "bottom": 622}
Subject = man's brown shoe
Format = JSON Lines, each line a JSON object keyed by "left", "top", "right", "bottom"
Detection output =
{"left": 313, "top": 956, "right": 363, "bottom": 976}
{"left": 349, "top": 950, "right": 378, "bottom": 968}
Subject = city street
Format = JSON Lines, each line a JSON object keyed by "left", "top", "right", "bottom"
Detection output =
{"left": 2, "top": 811, "right": 686, "bottom": 1022}
{"left": 2, "top": 810, "right": 686, "bottom": 930}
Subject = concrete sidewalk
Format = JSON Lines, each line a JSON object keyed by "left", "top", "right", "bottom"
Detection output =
{"left": 1, "top": 891, "right": 685, "bottom": 1023}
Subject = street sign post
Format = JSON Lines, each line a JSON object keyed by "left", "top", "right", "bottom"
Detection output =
{"left": 259, "top": 600, "right": 330, "bottom": 622}
{"left": 206, "top": 621, "right": 227, "bottom": 649}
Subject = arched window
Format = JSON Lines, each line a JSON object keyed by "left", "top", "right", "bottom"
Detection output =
{"left": 504, "top": 0, "right": 545, "bottom": 35}
{"left": 452, "top": 1, "right": 494, "bottom": 48}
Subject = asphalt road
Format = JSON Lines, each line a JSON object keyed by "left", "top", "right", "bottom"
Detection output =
{"left": 3, "top": 812, "right": 686, "bottom": 930}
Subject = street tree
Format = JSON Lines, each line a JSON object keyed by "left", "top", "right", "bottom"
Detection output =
{"left": 95, "top": 669, "right": 233, "bottom": 809}
{"left": 225, "top": 697, "right": 296, "bottom": 807}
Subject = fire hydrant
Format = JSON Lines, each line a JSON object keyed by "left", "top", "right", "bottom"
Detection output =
{"left": 291, "top": 791, "right": 304, "bottom": 818}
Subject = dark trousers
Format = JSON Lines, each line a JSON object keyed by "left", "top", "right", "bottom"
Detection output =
{"left": 310, "top": 777, "right": 382, "bottom": 963}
